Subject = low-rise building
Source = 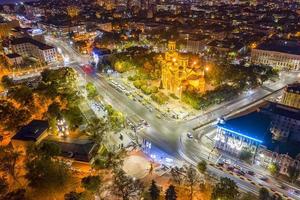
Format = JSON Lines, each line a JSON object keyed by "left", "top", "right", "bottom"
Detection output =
{"left": 5, "top": 53, "right": 23, "bottom": 66}
{"left": 216, "top": 102, "right": 300, "bottom": 176}
{"left": 281, "top": 82, "right": 300, "bottom": 109}
{"left": 11, "top": 120, "right": 49, "bottom": 153}
{"left": 251, "top": 40, "right": 300, "bottom": 71}
{"left": 11, "top": 37, "right": 57, "bottom": 63}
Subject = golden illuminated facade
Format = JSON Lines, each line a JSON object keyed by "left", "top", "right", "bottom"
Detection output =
{"left": 159, "top": 41, "right": 205, "bottom": 98}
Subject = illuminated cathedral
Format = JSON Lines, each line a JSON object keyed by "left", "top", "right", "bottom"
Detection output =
{"left": 158, "top": 40, "right": 206, "bottom": 98}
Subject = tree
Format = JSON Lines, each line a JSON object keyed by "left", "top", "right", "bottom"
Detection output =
{"left": 0, "top": 100, "right": 30, "bottom": 130}
{"left": 197, "top": 160, "right": 207, "bottom": 174}
{"left": 241, "top": 192, "right": 258, "bottom": 200}
{"left": 86, "top": 82, "right": 98, "bottom": 99}
{"left": 211, "top": 177, "right": 239, "bottom": 200}
{"left": 165, "top": 185, "right": 177, "bottom": 200}
{"left": 184, "top": 165, "right": 200, "bottom": 200}
{"left": 0, "top": 176, "right": 8, "bottom": 198}
{"left": 149, "top": 180, "right": 160, "bottom": 200}
{"left": 27, "top": 142, "right": 61, "bottom": 159}
{"left": 64, "top": 191, "right": 83, "bottom": 200}
{"left": 81, "top": 175, "right": 101, "bottom": 193}
{"left": 62, "top": 106, "right": 83, "bottom": 129}
{"left": 25, "top": 143, "right": 69, "bottom": 192}
{"left": 112, "top": 168, "right": 144, "bottom": 200}
{"left": 1, "top": 75, "right": 13, "bottom": 88}
{"left": 239, "top": 149, "right": 253, "bottom": 163}
{"left": 3, "top": 188, "right": 26, "bottom": 200}
{"left": 26, "top": 158, "right": 69, "bottom": 190}
{"left": 170, "top": 168, "right": 183, "bottom": 185}
{"left": 287, "top": 165, "right": 300, "bottom": 183}
{"left": 86, "top": 118, "right": 108, "bottom": 145}
{"left": 47, "top": 102, "right": 61, "bottom": 118}
{"left": 0, "top": 146, "right": 20, "bottom": 183}
{"left": 8, "top": 85, "right": 34, "bottom": 107}
{"left": 259, "top": 187, "right": 270, "bottom": 200}
{"left": 268, "top": 163, "right": 279, "bottom": 177}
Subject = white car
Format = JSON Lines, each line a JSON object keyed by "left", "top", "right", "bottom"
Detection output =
{"left": 187, "top": 132, "right": 193, "bottom": 139}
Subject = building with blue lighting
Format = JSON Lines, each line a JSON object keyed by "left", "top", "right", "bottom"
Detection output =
{"left": 216, "top": 102, "right": 300, "bottom": 175}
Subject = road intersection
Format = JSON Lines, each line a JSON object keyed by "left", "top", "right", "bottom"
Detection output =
{"left": 46, "top": 36, "right": 300, "bottom": 199}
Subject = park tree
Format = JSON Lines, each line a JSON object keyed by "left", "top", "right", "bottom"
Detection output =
{"left": 112, "top": 168, "right": 144, "bottom": 200}
{"left": 8, "top": 85, "right": 34, "bottom": 107}
{"left": 197, "top": 160, "right": 207, "bottom": 174}
{"left": 25, "top": 158, "right": 69, "bottom": 191}
{"left": 81, "top": 175, "right": 101, "bottom": 194}
{"left": 211, "top": 177, "right": 239, "bottom": 200}
{"left": 259, "top": 187, "right": 270, "bottom": 200}
{"left": 25, "top": 143, "right": 69, "bottom": 193}
{"left": 86, "top": 82, "right": 98, "bottom": 99}
{"left": 47, "top": 102, "right": 61, "bottom": 118}
{"left": 149, "top": 180, "right": 160, "bottom": 200}
{"left": 0, "top": 176, "right": 8, "bottom": 198}
{"left": 3, "top": 188, "right": 26, "bottom": 200}
{"left": 86, "top": 118, "right": 108, "bottom": 145}
{"left": 170, "top": 167, "right": 183, "bottom": 185}
{"left": 0, "top": 100, "right": 30, "bottom": 130}
{"left": 64, "top": 191, "right": 83, "bottom": 200}
{"left": 27, "top": 142, "right": 61, "bottom": 159}
{"left": 287, "top": 165, "right": 300, "bottom": 183}
{"left": 268, "top": 163, "right": 280, "bottom": 177}
{"left": 0, "top": 146, "right": 21, "bottom": 183}
{"left": 62, "top": 106, "right": 84, "bottom": 129}
{"left": 165, "top": 185, "right": 177, "bottom": 200}
{"left": 1, "top": 75, "right": 13, "bottom": 88}
{"left": 184, "top": 165, "right": 201, "bottom": 200}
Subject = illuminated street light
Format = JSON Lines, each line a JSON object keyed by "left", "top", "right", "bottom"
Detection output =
{"left": 57, "top": 118, "right": 69, "bottom": 137}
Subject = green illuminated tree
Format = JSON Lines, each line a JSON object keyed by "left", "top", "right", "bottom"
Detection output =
{"left": 197, "top": 160, "right": 207, "bottom": 174}
{"left": 86, "top": 82, "right": 98, "bottom": 99}
{"left": 268, "top": 163, "right": 279, "bottom": 177}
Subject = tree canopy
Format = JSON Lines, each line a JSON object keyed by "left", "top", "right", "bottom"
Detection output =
{"left": 211, "top": 177, "right": 239, "bottom": 200}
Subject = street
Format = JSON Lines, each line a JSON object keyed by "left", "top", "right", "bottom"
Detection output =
{"left": 46, "top": 36, "right": 300, "bottom": 199}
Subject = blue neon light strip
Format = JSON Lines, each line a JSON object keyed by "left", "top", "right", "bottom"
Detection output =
{"left": 217, "top": 125, "right": 263, "bottom": 143}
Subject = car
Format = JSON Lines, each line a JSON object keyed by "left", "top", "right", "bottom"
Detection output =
{"left": 156, "top": 114, "right": 161, "bottom": 119}
{"left": 259, "top": 177, "right": 268, "bottom": 182}
{"left": 280, "top": 185, "right": 287, "bottom": 190}
{"left": 247, "top": 171, "right": 255, "bottom": 176}
{"left": 238, "top": 171, "right": 245, "bottom": 176}
{"left": 187, "top": 132, "right": 193, "bottom": 139}
{"left": 294, "top": 190, "right": 300, "bottom": 195}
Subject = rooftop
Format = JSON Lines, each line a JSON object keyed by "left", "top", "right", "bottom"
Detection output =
{"left": 47, "top": 139, "right": 98, "bottom": 162}
{"left": 5, "top": 53, "right": 21, "bottom": 58}
{"left": 285, "top": 82, "right": 300, "bottom": 94}
{"left": 11, "top": 37, "right": 54, "bottom": 50}
{"left": 218, "top": 102, "right": 300, "bottom": 158}
{"left": 217, "top": 111, "right": 271, "bottom": 143}
{"left": 12, "top": 120, "right": 48, "bottom": 142}
{"left": 256, "top": 40, "right": 300, "bottom": 55}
